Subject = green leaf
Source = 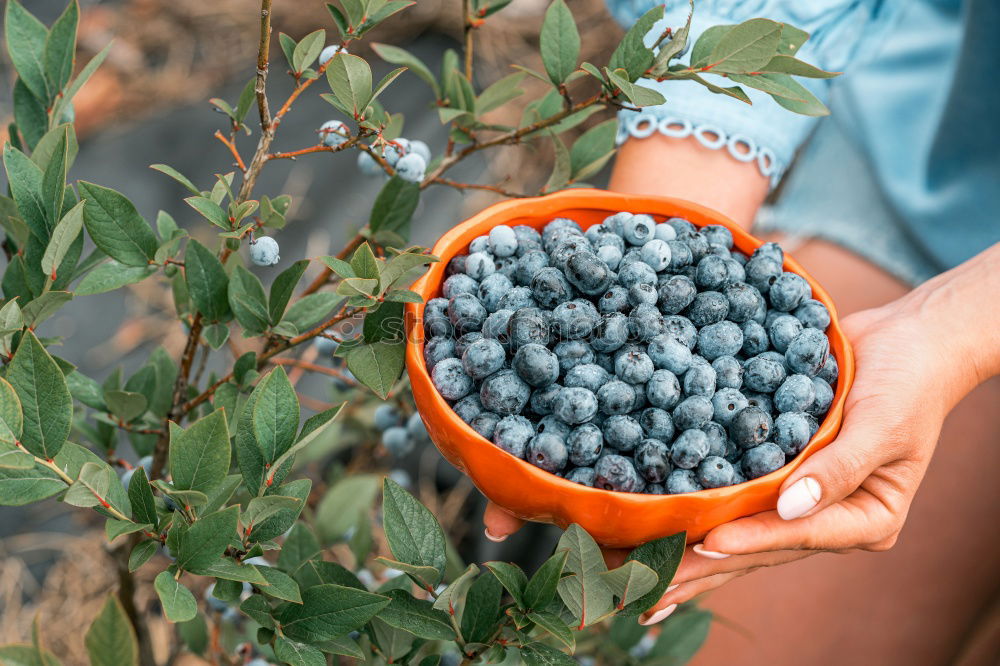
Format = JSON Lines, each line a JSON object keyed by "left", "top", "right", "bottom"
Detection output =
{"left": 127, "top": 539, "right": 157, "bottom": 572}
{"left": 54, "top": 42, "right": 110, "bottom": 119}
{"left": 250, "top": 367, "right": 299, "bottom": 462}
{"left": 85, "top": 596, "right": 138, "bottom": 666}
{"left": 619, "top": 531, "right": 686, "bottom": 617}
{"left": 363, "top": 301, "right": 404, "bottom": 343}
{"left": 150, "top": 164, "right": 201, "bottom": 196}
{"left": 13, "top": 79, "right": 48, "bottom": 151}
{"left": 476, "top": 72, "right": 527, "bottom": 115}
{"left": 484, "top": 561, "right": 528, "bottom": 609}
{"left": 7, "top": 331, "right": 72, "bottom": 459}
{"left": 19, "top": 291, "right": 72, "bottom": 329}
{"left": 431, "top": 563, "right": 479, "bottom": 613}
{"left": 240, "top": 594, "right": 277, "bottom": 630}
{"left": 169, "top": 409, "right": 230, "bottom": 494}
{"left": 608, "top": 4, "right": 663, "bottom": 81}
{"left": 316, "top": 473, "right": 380, "bottom": 543}
{"left": 371, "top": 43, "right": 439, "bottom": 96}
{"left": 0, "top": 300, "right": 24, "bottom": 358}
{"left": 40, "top": 127, "right": 68, "bottom": 225}
{"left": 0, "top": 644, "right": 61, "bottom": 666}
{"left": 193, "top": 557, "right": 268, "bottom": 584}
{"left": 520, "top": 642, "right": 576, "bottom": 665}
{"left": 154, "top": 571, "right": 198, "bottom": 623}
{"left": 184, "top": 239, "right": 230, "bottom": 322}
{"left": 4, "top": 144, "right": 48, "bottom": 239}
{"left": 726, "top": 71, "right": 809, "bottom": 102}
{"left": 460, "top": 571, "right": 503, "bottom": 644}
{"left": 601, "top": 559, "right": 659, "bottom": 609}
{"left": 178, "top": 613, "right": 208, "bottom": 656}
{"left": 245, "top": 495, "right": 302, "bottom": 529}
{"left": 527, "top": 610, "right": 575, "bottom": 652}
{"left": 171, "top": 506, "right": 239, "bottom": 571}
{"left": 279, "top": 32, "right": 297, "bottom": 70}
{"left": 293, "top": 29, "right": 325, "bottom": 73}
{"left": 369, "top": 176, "right": 420, "bottom": 236}
{"left": 41, "top": 200, "right": 85, "bottom": 281}
{"left": 377, "top": 589, "right": 455, "bottom": 640}
{"left": 78, "top": 181, "right": 158, "bottom": 267}
{"left": 326, "top": 54, "right": 373, "bottom": 118}
{"left": 373, "top": 557, "right": 441, "bottom": 592}
{"left": 760, "top": 73, "right": 830, "bottom": 116}
{"left": 127, "top": 467, "right": 157, "bottom": 527}
{"left": 275, "top": 637, "right": 325, "bottom": 666}
{"left": 707, "top": 18, "right": 782, "bottom": 74}
{"left": 32, "top": 124, "right": 79, "bottom": 171}
{"left": 255, "top": 565, "right": 302, "bottom": 603}
{"left": 281, "top": 292, "right": 339, "bottom": 332}
{"left": 44, "top": 0, "right": 78, "bottom": 96}
{"left": 276, "top": 584, "right": 390, "bottom": 643}
{"left": 344, "top": 339, "right": 405, "bottom": 399}
{"left": 648, "top": 608, "right": 712, "bottom": 663}
{"left": 379, "top": 250, "right": 437, "bottom": 290}
{"left": 319, "top": 256, "right": 354, "bottom": 279}
{"left": 384, "top": 289, "right": 422, "bottom": 303}
{"left": 689, "top": 25, "right": 732, "bottom": 68}
{"left": 677, "top": 72, "right": 752, "bottom": 105}
{"left": 0, "top": 449, "right": 35, "bottom": 471}
{"left": 228, "top": 264, "right": 270, "bottom": 333}
{"left": 336, "top": 277, "right": 378, "bottom": 298}
{"left": 64, "top": 461, "right": 131, "bottom": 518}
{"left": 540, "top": 0, "right": 580, "bottom": 85}
{"left": 0, "top": 460, "right": 66, "bottom": 506}
{"left": 268, "top": 259, "right": 308, "bottom": 325}
{"left": 652, "top": 2, "right": 693, "bottom": 70}
{"left": 0, "top": 379, "right": 23, "bottom": 449}
{"left": 569, "top": 119, "right": 617, "bottom": 182}
{"left": 4, "top": 0, "right": 51, "bottom": 102}
{"left": 185, "top": 196, "right": 230, "bottom": 230}
{"left": 604, "top": 68, "right": 666, "bottom": 107}
{"left": 760, "top": 53, "right": 838, "bottom": 78}
{"left": 369, "top": 617, "right": 415, "bottom": 662}
{"left": 544, "top": 133, "right": 571, "bottom": 193}
{"left": 381, "top": 477, "right": 446, "bottom": 588}
{"left": 777, "top": 23, "right": 809, "bottom": 56}
{"left": 104, "top": 390, "right": 147, "bottom": 423}
{"left": 350, "top": 242, "right": 379, "bottom": 280}
{"left": 75, "top": 261, "right": 156, "bottom": 295}
{"left": 556, "top": 524, "right": 614, "bottom": 628}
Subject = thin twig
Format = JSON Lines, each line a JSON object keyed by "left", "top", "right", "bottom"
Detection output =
{"left": 214, "top": 130, "right": 247, "bottom": 170}
{"left": 271, "top": 357, "right": 357, "bottom": 384}
{"left": 255, "top": 0, "right": 273, "bottom": 130}
{"left": 430, "top": 177, "right": 531, "bottom": 198}
{"left": 462, "top": 0, "right": 474, "bottom": 80}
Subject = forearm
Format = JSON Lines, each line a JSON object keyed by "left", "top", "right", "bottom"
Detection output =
{"left": 608, "top": 135, "right": 771, "bottom": 230}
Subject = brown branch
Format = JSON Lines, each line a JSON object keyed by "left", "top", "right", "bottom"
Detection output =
{"left": 214, "top": 130, "right": 247, "bottom": 170}
{"left": 462, "top": 0, "right": 474, "bottom": 81}
{"left": 150, "top": 313, "right": 202, "bottom": 480}
{"left": 113, "top": 535, "right": 157, "bottom": 666}
{"left": 272, "top": 357, "right": 357, "bottom": 383}
{"left": 265, "top": 132, "right": 366, "bottom": 161}
{"left": 255, "top": 0, "right": 273, "bottom": 130}
{"left": 430, "top": 177, "right": 531, "bottom": 198}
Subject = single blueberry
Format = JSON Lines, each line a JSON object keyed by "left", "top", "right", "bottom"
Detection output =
{"left": 682, "top": 358, "right": 717, "bottom": 398}
{"left": 431, "top": 358, "right": 473, "bottom": 400}
{"left": 743, "top": 354, "right": 787, "bottom": 393}
{"left": 564, "top": 363, "right": 611, "bottom": 393}
{"left": 636, "top": 439, "right": 671, "bottom": 483}
{"left": 512, "top": 343, "right": 560, "bottom": 387}
{"left": 515, "top": 250, "right": 550, "bottom": 286}
{"left": 619, "top": 247, "right": 644, "bottom": 268}
{"left": 712, "top": 355, "right": 743, "bottom": 390}
{"left": 507, "top": 308, "right": 550, "bottom": 351}
{"left": 553, "top": 387, "right": 599, "bottom": 425}
{"left": 618, "top": 261, "right": 658, "bottom": 290}
{"left": 653, "top": 223, "right": 677, "bottom": 242}
{"left": 697, "top": 456, "right": 734, "bottom": 488}
{"left": 443, "top": 273, "right": 478, "bottom": 299}
{"left": 482, "top": 309, "right": 514, "bottom": 346}
{"left": 724, "top": 282, "right": 763, "bottom": 323}
{"left": 640, "top": 239, "right": 672, "bottom": 271}
{"left": 597, "top": 380, "right": 637, "bottom": 416}
{"left": 686, "top": 291, "right": 729, "bottom": 328}
{"left": 493, "top": 415, "right": 535, "bottom": 458}
{"left": 319, "top": 119, "right": 350, "bottom": 146}
{"left": 591, "top": 313, "right": 630, "bottom": 353}
{"left": 597, "top": 245, "right": 623, "bottom": 271}
{"left": 454, "top": 332, "right": 484, "bottom": 359}
{"left": 744, "top": 255, "right": 782, "bottom": 294}
{"left": 382, "top": 426, "right": 413, "bottom": 456}
{"left": 628, "top": 283, "right": 659, "bottom": 308}
{"left": 462, "top": 338, "right": 506, "bottom": 380}
{"left": 785, "top": 328, "right": 830, "bottom": 377}
{"left": 594, "top": 352, "right": 615, "bottom": 374}
{"left": 646, "top": 369, "right": 682, "bottom": 410}
{"left": 615, "top": 350, "right": 655, "bottom": 384}
{"left": 623, "top": 214, "right": 655, "bottom": 246}
{"left": 395, "top": 152, "right": 426, "bottom": 183}
{"left": 529, "top": 384, "right": 562, "bottom": 416}
{"left": 527, "top": 433, "right": 568, "bottom": 473}
{"left": 774, "top": 411, "right": 811, "bottom": 456}
{"left": 551, "top": 299, "right": 600, "bottom": 340}
{"left": 744, "top": 391, "right": 773, "bottom": 415}
{"left": 639, "top": 407, "right": 675, "bottom": 441}
{"left": 603, "top": 415, "right": 644, "bottom": 452}
{"left": 794, "top": 299, "right": 831, "bottom": 330}
{"left": 666, "top": 468, "right": 703, "bottom": 494}
{"left": 478, "top": 273, "right": 513, "bottom": 313}
{"left": 536, "top": 414, "right": 572, "bottom": 438}
{"left": 662, "top": 315, "right": 698, "bottom": 350}
{"left": 469, "top": 411, "right": 501, "bottom": 439}
{"left": 768, "top": 314, "right": 804, "bottom": 354}
{"left": 678, "top": 230, "right": 710, "bottom": 263}
{"left": 374, "top": 404, "right": 402, "bottom": 431}
{"left": 817, "top": 353, "right": 839, "bottom": 384}
{"left": 702, "top": 225, "right": 733, "bottom": 249}
{"left": 673, "top": 395, "right": 714, "bottom": 431}
{"left": 249, "top": 236, "right": 280, "bottom": 266}
{"left": 628, "top": 303, "right": 665, "bottom": 342}
{"left": 741, "top": 320, "right": 769, "bottom": 357}
{"left": 447, "top": 255, "right": 467, "bottom": 276}
{"left": 453, "top": 394, "right": 483, "bottom": 423}
{"left": 496, "top": 286, "right": 537, "bottom": 312}
{"left": 565, "top": 252, "right": 614, "bottom": 296}
{"left": 598, "top": 285, "right": 631, "bottom": 314}
{"left": 423, "top": 336, "right": 455, "bottom": 371}
{"left": 665, "top": 240, "right": 694, "bottom": 270}
{"left": 465, "top": 252, "right": 497, "bottom": 280}
{"left": 567, "top": 423, "right": 604, "bottom": 466}
{"left": 549, "top": 236, "right": 593, "bottom": 271}
{"left": 657, "top": 275, "right": 697, "bottom": 315}
{"left": 531, "top": 267, "right": 574, "bottom": 309}
{"left": 701, "top": 421, "right": 729, "bottom": 457}
{"left": 646, "top": 483, "right": 667, "bottom": 494}
{"left": 742, "top": 442, "right": 785, "bottom": 479}
{"left": 752, "top": 241, "right": 784, "bottom": 264}
{"left": 729, "top": 406, "right": 773, "bottom": 449}
{"left": 448, "top": 293, "right": 487, "bottom": 334}
{"left": 647, "top": 335, "right": 693, "bottom": 374}
{"left": 695, "top": 255, "right": 729, "bottom": 290}
{"left": 594, "top": 454, "right": 644, "bottom": 492}
{"left": 809, "top": 377, "right": 834, "bottom": 417}
{"left": 723, "top": 258, "right": 746, "bottom": 287}
{"left": 697, "top": 321, "right": 744, "bottom": 361}
{"left": 670, "top": 429, "right": 710, "bottom": 469}
{"left": 488, "top": 225, "right": 518, "bottom": 258}
{"left": 711, "top": 388, "right": 749, "bottom": 426}
{"left": 480, "top": 369, "right": 531, "bottom": 415}
{"left": 769, "top": 272, "right": 811, "bottom": 312}
{"left": 551, "top": 340, "right": 593, "bottom": 374}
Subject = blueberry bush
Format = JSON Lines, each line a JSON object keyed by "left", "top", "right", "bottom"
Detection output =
{"left": 0, "top": 0, "right": 833, "bottom": 663}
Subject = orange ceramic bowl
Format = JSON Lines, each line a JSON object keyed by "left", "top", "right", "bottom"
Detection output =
{"left": 405, "top": 189, "right": 854, "bottom": 548}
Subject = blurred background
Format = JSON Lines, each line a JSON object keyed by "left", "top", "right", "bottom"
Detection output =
{"left": 0, "top": 0, "right": 625, "bottom": 660}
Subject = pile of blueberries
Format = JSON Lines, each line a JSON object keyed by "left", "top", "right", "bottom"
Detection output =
{"left": 423, "top": 213, "right": 838, "bottom": 494}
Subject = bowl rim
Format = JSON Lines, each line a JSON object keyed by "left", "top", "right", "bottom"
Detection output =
{"left": 404, "top": 188, "right": 855, "bottom": 503}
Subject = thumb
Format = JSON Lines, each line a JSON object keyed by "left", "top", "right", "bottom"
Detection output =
{"left": 483, "top": 501, "right": 525, "bottom": 542}
{"left": 776, "top": 400, "right": 898, "bottom": 521}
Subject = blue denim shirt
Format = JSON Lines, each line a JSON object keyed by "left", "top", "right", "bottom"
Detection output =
{"left": 607, "top": 0, "right": 1000, "bottom": 283}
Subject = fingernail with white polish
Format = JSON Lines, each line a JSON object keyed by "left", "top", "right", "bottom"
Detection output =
{"left": 692, "top": 543, "right": 730, "bottom": 559}
{"left": 777, "top": 477, "right": 822, "bottom": 520}
{"left": 665, "top": 584, "right": 679, "bottom": 594}
{"left": 484, "top": 528, "right": 508, "bottom": 543}
{"left": 640, "top": 604, "right": 678, "bottom": 626}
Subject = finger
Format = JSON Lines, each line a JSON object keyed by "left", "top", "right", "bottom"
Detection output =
{"left": 775, "top": 398, "right": 902, "bottom": 522}
{"left": 601, "top": 548, "right": 629, "bottom": 569}
{"left": 704, "top": 492, "right": 897, "bottom": 555}
{"left": 671, "top": 544, "right": 814, "bottom": 584}
{"left": 482, "top": 501, "right": 525, "bottom": 542}
{"left": 639, "top": 571, "right": 744, "bottom": 625}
